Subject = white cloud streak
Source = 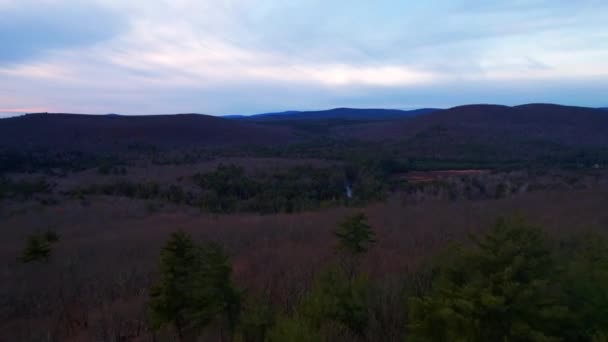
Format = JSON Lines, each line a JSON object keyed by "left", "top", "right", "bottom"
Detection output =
{"left": 0, "top": 0, "right": 607, "bottom": 114}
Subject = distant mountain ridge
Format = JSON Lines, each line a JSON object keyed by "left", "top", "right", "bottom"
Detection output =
{"left": 334, "top": 103, "right": 608, "bottom": 147}
{"left": 0, "top": 112, "right": 295, "bottom": 151}
{"left": 2, "top": 104, "right": 607, "bottom": 153}
{"left": 229, "top": 107, "right": 440, "bottom": 121}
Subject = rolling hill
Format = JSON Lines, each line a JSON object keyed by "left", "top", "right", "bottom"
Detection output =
{"left": 0, "top": 113, "right": 296, "bottom": 151}
{"left": 2, "top": 104, "right": 607, "bottom": 158}
{"left": 333, "top": 104, "right": 608, "bottom": 146}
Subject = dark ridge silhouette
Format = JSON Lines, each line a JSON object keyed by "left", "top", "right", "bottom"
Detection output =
{"left": 0, "top": 112, "right": 296, "bottom": 150}
{"left": 2, "top": 104, "right": 606, "bottom": 152}
{"left": 335, "top": 103, "right": 608, "bottom": 147}
{"left": 235, "top": 107, "right": 439, "bottom": 121}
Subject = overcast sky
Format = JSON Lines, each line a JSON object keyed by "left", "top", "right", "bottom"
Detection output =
{"left": 0, "top": 0, "right": 607, "bottom": 116}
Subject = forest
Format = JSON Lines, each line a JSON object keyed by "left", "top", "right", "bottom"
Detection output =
{"left": 2, "top": 106, "right": 608, "bottom": 341}
{"left": 13, "top": 214, "right": 608, "bottom": 341}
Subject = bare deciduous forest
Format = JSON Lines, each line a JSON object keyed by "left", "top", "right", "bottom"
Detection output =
{"left": 2, "top": 105, "right": 608, "bottom": 341}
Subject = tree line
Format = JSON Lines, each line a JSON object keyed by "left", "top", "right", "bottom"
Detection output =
{"left": 0, "top": 177, "right": 54, "bottom": 201}
{"left": 69, "top": 164, "right": 389, "bottom": 214}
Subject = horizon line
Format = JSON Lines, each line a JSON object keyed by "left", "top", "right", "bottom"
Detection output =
{"left": 1, "top": 102, "right": 607, "bottom": 119}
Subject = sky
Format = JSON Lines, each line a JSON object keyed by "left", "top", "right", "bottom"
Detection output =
{"left": 0, "top": 0, "right": 607, "bottom": 116}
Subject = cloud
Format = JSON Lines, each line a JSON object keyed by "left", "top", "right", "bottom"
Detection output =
{"left": 0, "top": 1, "right": 127, "bottom": 64}
{"left": 0, "top": 0, "right": 607, "bottom": 114}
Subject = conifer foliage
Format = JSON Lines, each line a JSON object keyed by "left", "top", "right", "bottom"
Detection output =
{"left": 20, "top": 229, "right": 60, "bottom": 263}
{"left": 149, "top": 231, "right": 240, "bottom": 341}
{"left": 408, "top": 218, "right": 569, "bottom": 342}
{"left": 334, "top": 212, "right": 376, "bottom": 256}
{"left": 564, "top": 233, "right": 608, "bottom": 341}
{"left": 269, "top": 213, "right": 376, "bottom": 341}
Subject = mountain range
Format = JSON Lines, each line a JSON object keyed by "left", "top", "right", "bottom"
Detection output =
{"left": 228, "top": 107, "right": 439, "bottom": 121}
{"left": 1, "top": 104, "right": 607, "bottom": 153}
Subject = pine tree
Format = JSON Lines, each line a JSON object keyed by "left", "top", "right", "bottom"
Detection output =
{"left": 300, "top": 267, "right": 370, "bottom": 337}
{"left": 334, "top": 212, "right": 376, "bottom": 283}
{"left": 236, "top": 295, "right": 275, "bottom": 342}
{"left": 334, "top": 212, "right": 376, "bottom": 256}
{"left": 20, "top": 234, "right": 51, "bottom": 263}
{"left": 149, "top": 232, "right": 240, "bottom": 341}
{"left": 408, "top": 218, "right": 570, "bottom": 342}
{"left": 269, "top": 213, "right": 376, "bottom": 340}
{"left": 149, "top": 231, "right": 202, "bottom": 341}
{"left": 198, "top": 242, "right": 241, "bottom": 339}
{"left": 564, "top": 232, "right": 608, "bottom": 340}
{"left": 267, "top": 315, "right": 321, "bottom": 342}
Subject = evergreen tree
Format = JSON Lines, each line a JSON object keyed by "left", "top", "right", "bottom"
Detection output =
{"left": 564, "top": 232, "right": 608, "bottom": 341}
{"left": 267, "top": 315, "right": 321, "bottom": 342}
{"left": 19, "top": 230, "right": 59, "bottom": 263}
{"left": 236, "top": 295, "right": 275, "bottom": 342}
{"left": 334, "top": 212, "right": 376, "bottom": 282}
{"left": 268, "top": 213, "right": 377, "bottom": 340}
{"left": 199, "top": 242, "right": 241, "bottom": 339}
{"left": 149, "top": 231, "right": 240, "bottom": 341}
{"left": 149, "top": 231, "right": 202, "bottom": 341}
{"left": 334, "top": 212, "right": 376, "bottom": 257}
{"left": 300, "top": 267, "right": 370, "bottom": 337}
{"left": 408, "top": 218, "right": 570, "bottom": 342}
{"left": 20, "top": 233, "right": 51, "bottom": 263}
